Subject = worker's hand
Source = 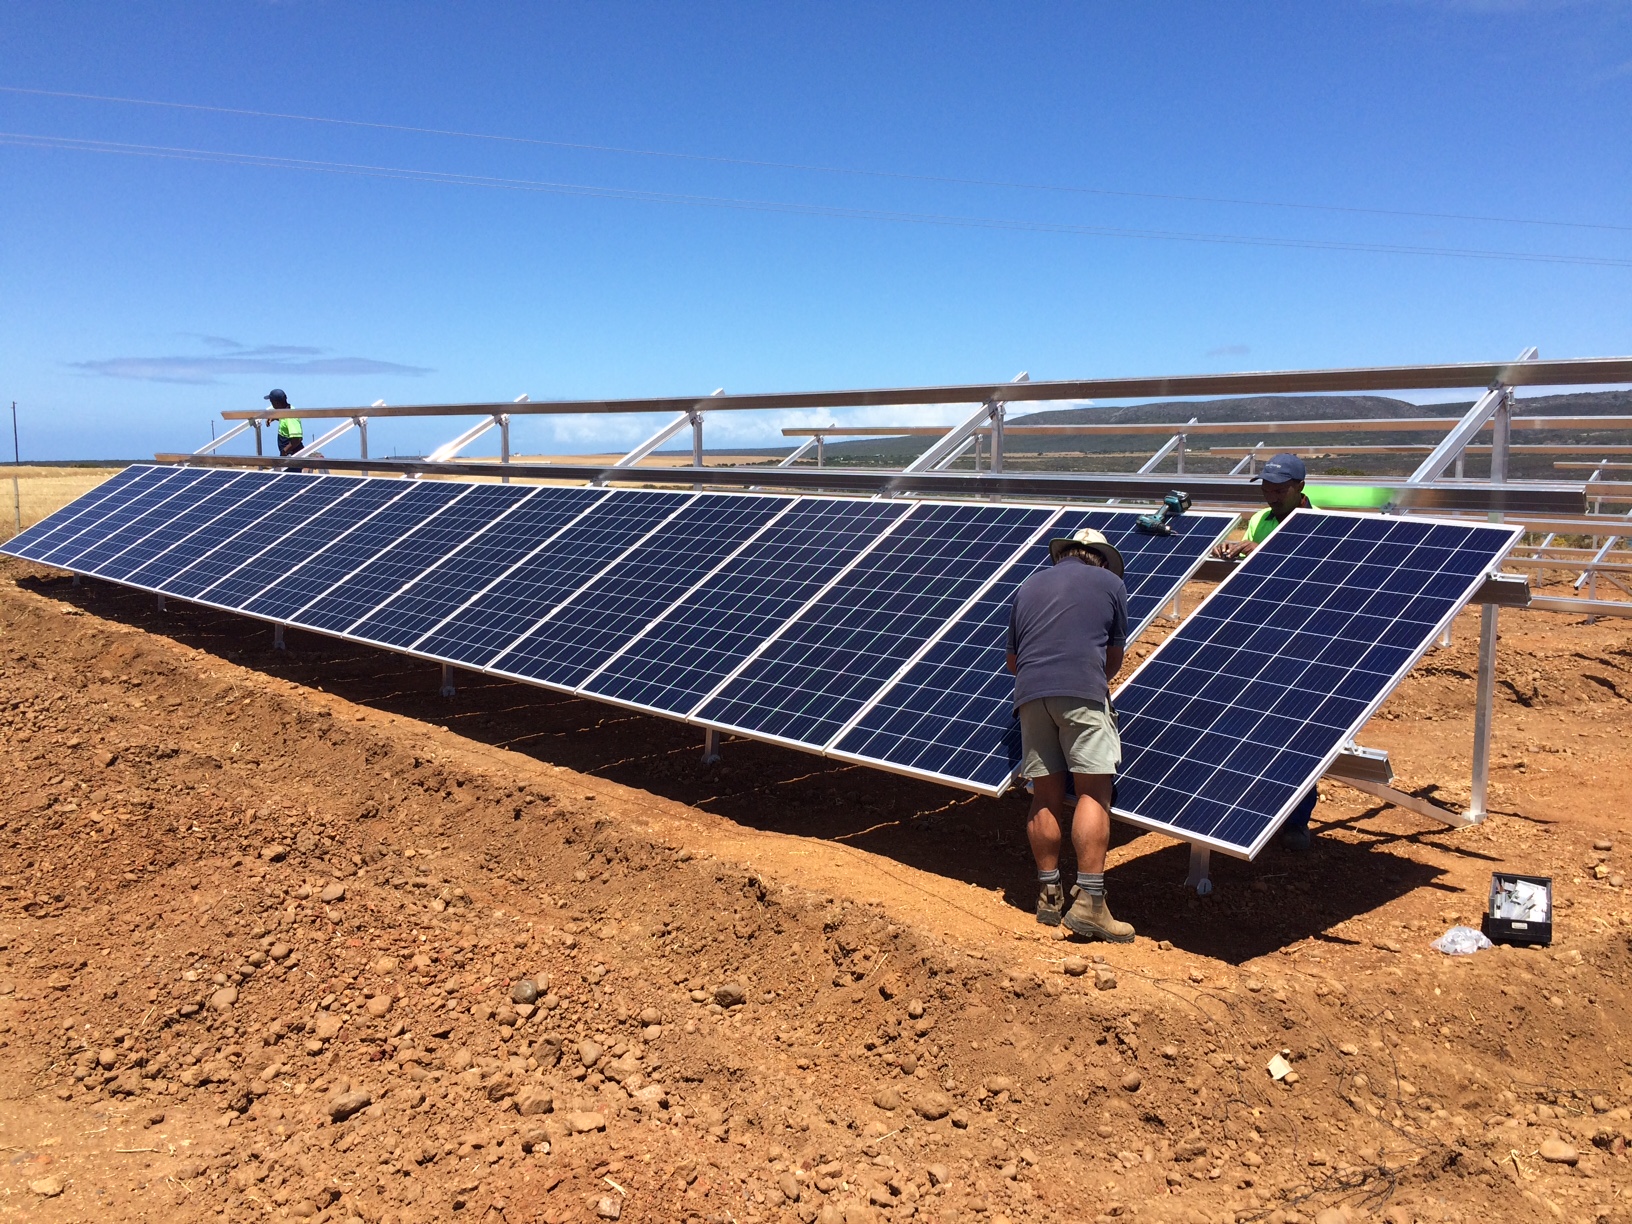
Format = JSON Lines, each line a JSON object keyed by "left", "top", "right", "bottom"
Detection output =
{"left": 1212, "top": 539, "right": 1254, "bottom": 561}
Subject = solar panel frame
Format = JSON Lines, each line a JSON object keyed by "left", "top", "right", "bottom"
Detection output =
{"left": 1108, "top": 508, "right": 1523, "bottom": 860}
{"left": 122, "top": 471, "right": 318, "bottom": 592}
{"left": 35, "top": 466, "right": 214, "bottom": 571}
{"left": 827, "top": 509, "right": 1238, "bottom": 795}
{"left": 79, "top": 470, "right": 258, "bottom": 583}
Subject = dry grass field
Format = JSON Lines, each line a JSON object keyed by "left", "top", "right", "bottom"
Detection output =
{"left": 0, "top": 466, "right": 123, "bottom": 541}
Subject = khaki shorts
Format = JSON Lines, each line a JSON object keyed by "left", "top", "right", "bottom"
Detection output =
{"left": 1018, "top": 696, "right": 1121, "bottom": 779}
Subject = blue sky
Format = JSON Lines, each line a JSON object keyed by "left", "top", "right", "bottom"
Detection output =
{"left": 1, "top": 1, "right": 1629, "bottom": 460}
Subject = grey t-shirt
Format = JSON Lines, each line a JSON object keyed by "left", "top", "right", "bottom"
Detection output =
{"left": 1006, "top": 555, "right": 1128, "bottom": 708}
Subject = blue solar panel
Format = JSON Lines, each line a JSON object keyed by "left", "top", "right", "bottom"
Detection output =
{"left": 350, "top": 486, "right": 609, "bottom": 649}
{"left": 89, "top": 470, "right": 260, "bottom": 582}
{"left": 289, "top": 483, "right": 535, "bottom": 636}
{"left": 38, "top": 467, "right": 211, "bottom": 570}
{"left": 832, "top": 509, "right": 1235, "bottom": 792}
{"left": 164, "top": 475, "right": 357, "bottom": 601}
{"left": 195, "top": 478, "right": 409, "bottom": 612}
{"left": 696, "top": 501, "right": 1053, "bottom": 749}
{"left": 1, "top": 465, "right": 159, "bottom": 564}
{"left": 582, "top": 497, "right": 911, "bottom": 717}
{"left": 123, "top": 472, "right": 308, "bottom": 590}
{"left": 414, "top": 489, "right": 689, "bottom": 667}
{"left": 1110, "top": 510, "right": 1521, "bottom": 858}
{"left": 491, "top": 494, "right": 794, "bottom": 690}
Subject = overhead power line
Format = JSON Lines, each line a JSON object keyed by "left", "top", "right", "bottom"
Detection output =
{"left": 3, "top": 130, "right": 1629, "bottom": 269}
{"left": 3, "top": 83, "right": 1630, "bottom": 236}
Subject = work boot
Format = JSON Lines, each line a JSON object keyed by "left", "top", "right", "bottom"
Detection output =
{"left": 1280, "top": 824, "right": 1312, "bottom": 852}
{"left": 1062, "top": 889, "right": 1135, "bottom": 943}
{"left": 1036, "top": 882, "right": 1065, "bottom": 926}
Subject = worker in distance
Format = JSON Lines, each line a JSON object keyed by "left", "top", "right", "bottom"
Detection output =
{"left": 266, "top": 389, "right": 304, "bottom": 458}
{"left": 1006, "top": 527, "right": 1134, "bottom": 942}
{"left": 1212, "top": 452, "right": 1390, "bottom": 849}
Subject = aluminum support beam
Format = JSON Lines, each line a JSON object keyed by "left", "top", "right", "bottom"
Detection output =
{"left": 777, "top": 436, "right": 821, "bottom": 466}
{"left": 154, "top": 452, "right": 1589, "bottom": 516}
{"left": 1407, "top": 347, "right": 1536, "bottom": 484}
{"left": 218, "top": 355, "right": 1632, "bottom": 422}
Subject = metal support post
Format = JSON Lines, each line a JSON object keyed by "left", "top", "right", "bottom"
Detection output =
{"left": 356, "top": 416, "right": 369, "bottom": 477}
{"left": 817, "top": 435, "right": 825, "bottom": 468}
{"left": 1185, "top": 844, "right": 1212, "bottom": 895}
{"left": 1176, "top": 433, "right": 1186, "bottom": 476}
{"left": 1454, "top": 454, "right": 1465, "bottom": 480}
{"left": 253, "top": 420, "right": 263, "bottom": 457}
{"left": 691, "top": 411, "right": 704, "bottom": 467}
{"left": 273, "top": 624, "right": 285, "bottom": 651}
{"left": 71, "top": 574, "right": 81, "bottom": 587}
{"left": 440, "top": 663, "right": 457, "bottom": 699}
{"left": 973, "top": 432, "right": 982, "bottom": 471}
{"left": 1468, "top": 603, "right": 1499, "bottom": 822}
{"left": 500, "top": 414, "right": 511, "bottom": 483}
{"left": 156, "top": 594, "right": 166, "bottom": 612}
{"left": 701, "top": 728, "right": 721, "bottom": 764}
{"left": 990, "top": 402, "right": 1006, "bottom": 474}
{"left": 777, "top": 436, "right": 820, "bottom": 467}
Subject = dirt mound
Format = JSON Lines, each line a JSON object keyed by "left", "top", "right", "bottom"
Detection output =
{"left": 2, "top": 560, "right": 1631, "bottom": 1223}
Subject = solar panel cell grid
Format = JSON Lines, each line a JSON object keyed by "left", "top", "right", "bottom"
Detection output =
{"left": 696, "top": 502, "right": 1053, "bottom": 749}
{"left": 491, "top": 494, "right": 794, "bottom": 690}
{"left": 162, "top": 475, "right": 357, "bottom": 601}
{"left": 89, "top": 470, "right": 256, "bottom": 582}
{"left": 1111, "top": 511, "right": 1521, "bottom": 858}
{"left": 123, "top": 472, "right": 308, "bottom": 590}
{"left": 42, "top": 467, "right": 211, "bottom": 570}
{"left": 414, "top": 489, "right": 689, "bottom": 667}
{"left": 290, "top": 483, "right": 534, "bottom": 635}
{"left": 197, "top": 478, "right": 408, "bottom": 611}
{"left": 581, "top": 497, "right": 910, "bottom": 717}
{"left": 351, "top": 486, "right": 608, "bottom": 649}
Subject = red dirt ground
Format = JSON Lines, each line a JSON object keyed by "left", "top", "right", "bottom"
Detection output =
{"left": 1, "top": 558, "right": 1630, "bottom": 1224}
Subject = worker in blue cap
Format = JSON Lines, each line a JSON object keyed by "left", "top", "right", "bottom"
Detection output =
{"left": 266, "top": 390, "right": 304, "bottom": 458}
{"left": 1213, "top": 452, "right": 1391, "bottom": 849}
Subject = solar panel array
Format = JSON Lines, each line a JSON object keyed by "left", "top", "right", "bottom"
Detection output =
{"left": 1110, "top": 509, "right": 1522, "bottom": 858}
{"left": 4, "top": 465, "right": 1232, "bottom": 796}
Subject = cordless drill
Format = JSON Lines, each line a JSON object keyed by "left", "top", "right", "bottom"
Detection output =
{"left": 1136, "top": 490, "right": 1192, "bottom": 536}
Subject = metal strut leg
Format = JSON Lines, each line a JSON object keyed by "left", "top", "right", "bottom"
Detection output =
{"left": 701, "top": 728, "right": 721, "bottom": 764}
{"left": 1467, "top": 603, "right": 1499, "bottom": 822}
{"left": 273, "top": 624, "right": 285, "bottom": 651}
{"left": 1185, "top": 845, "right": 1212, "bottom": 895}
{"left": 440, "top": 664, "right": 457, "bottom": 699}
{"left": 155, "top": 594, "right": 166, "bottom": 612}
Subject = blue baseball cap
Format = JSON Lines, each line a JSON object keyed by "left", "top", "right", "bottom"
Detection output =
{"left": 1253, "top": 453, "right": 1306, "bottom": 484}
{"left": 265, "top": 388, "right": 289, "bottom": 404}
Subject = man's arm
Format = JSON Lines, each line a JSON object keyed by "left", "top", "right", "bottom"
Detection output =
{"left": 1005, "top": 651, "right": 1018, "bottom": 675}
{"left": 1213, "top": 537, "right": 1255, "bottom": 560}
{"left": 1105, "top": 642, "right": 1124, "bottom": 682}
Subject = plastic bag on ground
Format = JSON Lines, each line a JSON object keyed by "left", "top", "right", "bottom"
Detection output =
{"left": 1431, "top": 925, "right": 1494, "bottom": 955}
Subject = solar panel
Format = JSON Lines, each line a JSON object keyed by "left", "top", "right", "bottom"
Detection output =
{"left": 831, "top": 509, "right": 1235, "bottom": 793}
{"left": 1110, "top": 509, "right": 1522, "bottom": 858}
{"left": 349, "top": 486, "right": 608, "bottom": 649}
{"left": 39, "top": 467, "right": 213, "bottom": 571}
{"left": 695, "top": 501, "right": 1054, "bottom": 750}
{"left": 163, "top": 475, "right": 360, "bottom": 601}
{"left": 85, "top": 470, "right": 258, "bottom": 583}
{"left": 123, "top": 472, "right": 312, "bottom": 591}
{"left": 2, "top": 464, "right": 160, "bottom": 564}
{"left": 581, "top": 497, "right": 911, "bottom": 717}
{"left": 490, "top": 493, "right": 795, "bottom": 690}
{"left": 196, "top": 478, "right": 411, "bottom": 613}
{"left": 412, "top": 489, "right": 690, "bottom": 667}
{"left": 290, "top": 483, "right": 536, "bottom": 636}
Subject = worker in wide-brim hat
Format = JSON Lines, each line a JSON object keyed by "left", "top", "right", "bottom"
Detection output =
{"left": 1005, "top": 526, "right": 1133, "bottom": 943}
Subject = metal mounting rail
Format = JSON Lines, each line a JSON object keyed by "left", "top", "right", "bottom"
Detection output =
{"left": 150, "top": 452, "right": 1588, "bottom": 516}
{"left": 782, "top": 415, "right": 1632, "bottom": 440}
{"left": 216, "top": 355, "right": 1632, "bottom": 422}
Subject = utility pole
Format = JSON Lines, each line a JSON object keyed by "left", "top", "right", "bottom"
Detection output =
{"left": 10, "top": 402, "right": 20, "bottom": 535}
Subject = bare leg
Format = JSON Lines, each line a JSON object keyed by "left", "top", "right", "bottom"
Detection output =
{"left": 1026, "top": 773, "right": 1069, "bottom": 873}
{"left": 1071, "top": 772, "right": 1114, "bottom": 874}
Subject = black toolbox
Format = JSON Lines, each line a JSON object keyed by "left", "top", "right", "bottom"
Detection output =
{"left": 1482, "top": 872, "right": 1553, "bottom": 947}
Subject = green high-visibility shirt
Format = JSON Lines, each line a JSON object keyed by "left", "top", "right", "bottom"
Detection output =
{"left": 277, "top": 417, "right": 303, "bottom": 442}
{"left": 1244, "top": 486, "right": 1394, "bottom": 544}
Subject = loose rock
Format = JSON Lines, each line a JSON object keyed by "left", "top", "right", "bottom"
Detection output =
{"left": 1062, "top": 956, "right": 1088, "bottom": 976}
{"left": 1120, "top": 1071, "right": 1142, "bottom": 1092}
{"left": 1540, "top": 1138, "right": 1579, "bottom": 1165}
{"left": 320, "top": 881, "right": 346, "bottom": 903}
{"left": 872, "top": 1086, "right": 901, "bottom": 1111}
{"left": 329, "top": 1090, "right": 373, "bottom": 1123}
{"left": 568, "top": 1111, "right": 607, "bottom": 1133}
{"left": 914, "top": 1091, "right": 953, "bottom": 1120}
{"left": 713, "top": 982, "right": 747, "bottom": 1008}
{"left": 511, "top": 979, "right": 539, "bottom": 1005}
{"left": 30, "top": 1175, "right": 64, "bottom": 1197}
{"left": 209, "top": 985, "right": 238, "bottom": 1011}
